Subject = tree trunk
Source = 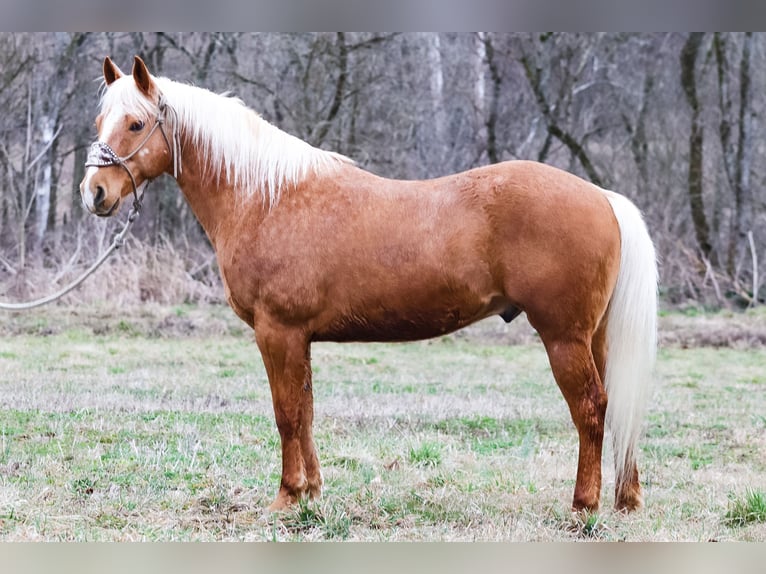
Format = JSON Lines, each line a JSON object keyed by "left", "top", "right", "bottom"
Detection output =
{"left": 479, "top": 33, "right": 501, "bottom": 164}
{"left": 312, "top": 32, "right": 348, "bottom": 148}
{"left": 730, "top": 32, "right": 754, "bottom": 281}
{"left": 680, "top": 32, "right": 715, "bottom": 264}
{"left": 33, "top": 113, "right": 55, "bottom": 248}
{"left": 713, "top": 32, "right": 755, "bottom": 281}
{"left": 419, "top": 33, "right": 447, "bottom": 176}
{"left": 624, "top": 73, "right": 653, "bottom": 198}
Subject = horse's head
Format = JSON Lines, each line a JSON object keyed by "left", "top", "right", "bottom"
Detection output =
{"left": 80, "top": 56, "right": 178, "bottom": 217}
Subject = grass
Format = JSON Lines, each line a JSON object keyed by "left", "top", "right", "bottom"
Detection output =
{"left": 409, "top": 442, "right": 442, "bottom": 467}
{"left": 0, "top": 304, "right": 764, "bottom": 540}
{"left": 724, "top": 490, "right": 766, "bottom": 528}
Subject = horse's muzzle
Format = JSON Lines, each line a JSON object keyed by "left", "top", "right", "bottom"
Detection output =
{"left": 94, "top": 198, "right": 121, "bottom": 218}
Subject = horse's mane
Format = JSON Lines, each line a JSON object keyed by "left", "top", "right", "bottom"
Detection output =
{"left": 99, "top": 75, "right": 352, "bottom": 206}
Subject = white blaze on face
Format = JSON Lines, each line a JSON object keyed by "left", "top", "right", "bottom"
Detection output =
{"left": 81, "top": 109, "right": 123, "bottom": 210}
{"left": 81, "top": 166, "right": 100, "bottom": 210}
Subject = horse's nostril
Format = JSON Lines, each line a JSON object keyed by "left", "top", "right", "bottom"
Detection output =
{"left": 94, "top": 185, "right": 105, "bottom": 207}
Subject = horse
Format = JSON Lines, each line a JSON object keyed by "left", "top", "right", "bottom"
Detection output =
{"left": 80, "top": 56, "right": 657, "bottom": 514}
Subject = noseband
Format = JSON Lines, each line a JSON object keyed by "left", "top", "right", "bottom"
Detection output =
{"left": 85, "top": 94, "right": 182, "bottom": 209}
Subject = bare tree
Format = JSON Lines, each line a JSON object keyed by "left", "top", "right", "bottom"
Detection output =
{"left": 478, "top": 33, "right": 501, "bottom": 165}
{"left": 1, "top": 32, "right": 764, "bottom": 306}
{"left": 714, "top": 32, "right": 755, "bottom": 287}
{"left": 680, "top": 32, "right": 715, "bottom": 265}
{"left": 517, "top": 34, "right": 605, "bottom": 186}
{"left": 32, "top": 33, "right": 91, "bottom": 245}
{"left": 0, "top": 34, "right": 33, "bottom": 248}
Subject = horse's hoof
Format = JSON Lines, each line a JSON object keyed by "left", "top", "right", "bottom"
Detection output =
{"left": 572, "top": 495, "right": 600, "bottom": 513}
{"left": 266, "top": 490, "right": 296, "bottom": 513}
{"left": 615, "top": 493, "right": 643, "bottom": 513}
{"left": 614, "top": 481, "right": 643, "bottom": 512}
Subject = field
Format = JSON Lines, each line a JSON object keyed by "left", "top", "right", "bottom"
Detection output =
{"left": 0, "top": 304, "right": 764, "bottom": 541}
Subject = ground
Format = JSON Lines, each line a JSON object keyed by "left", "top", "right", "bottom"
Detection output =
{"left": 0, "top": 303, "right": 764, "bottom": 541}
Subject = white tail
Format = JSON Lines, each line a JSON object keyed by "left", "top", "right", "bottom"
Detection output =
{"left": 602, "top": 190, "right": 658, "bottom": 499}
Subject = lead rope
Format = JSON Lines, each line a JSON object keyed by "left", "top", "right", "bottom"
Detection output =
{"left": 0, "top": 193, "right": 144, "bottom": 311}
{"left": 0, "top": 94, "right": 179, "bottom": 312}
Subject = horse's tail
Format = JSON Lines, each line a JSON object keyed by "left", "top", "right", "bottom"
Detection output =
{"left": 602, "top": 190, "right": 658, "bottom": 500}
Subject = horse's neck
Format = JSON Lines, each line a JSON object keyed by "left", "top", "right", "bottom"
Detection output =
{"left": 174, "top": 149, "right": 265, "bottom": 248}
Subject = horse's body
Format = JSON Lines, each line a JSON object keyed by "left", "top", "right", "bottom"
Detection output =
{"left": 222, "top": 161, "right": 616, "bottom": 344}
{"left": 81, "top": 57, "right": 657, "bottom": 513}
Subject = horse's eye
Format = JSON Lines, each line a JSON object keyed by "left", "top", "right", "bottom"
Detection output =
{"left": 129, "top": 120, "right": 145, "bottom": 132}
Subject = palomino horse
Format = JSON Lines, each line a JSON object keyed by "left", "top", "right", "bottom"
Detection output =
{"left": 80, "top": 56, "right": 657, "bottom": 513}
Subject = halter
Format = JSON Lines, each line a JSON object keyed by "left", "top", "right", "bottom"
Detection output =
{"left": 85, "top": 93, "right": 182, "bottom": 209}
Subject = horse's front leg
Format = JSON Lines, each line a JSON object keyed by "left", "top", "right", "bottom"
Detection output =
{"left": 254, "top": 322, "right": 321, "bottom": 511}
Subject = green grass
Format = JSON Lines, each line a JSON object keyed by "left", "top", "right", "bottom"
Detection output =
{"left": 280, "top": 498, "right": 353, "bottom": 540}
{"left": 409, "top": 442, "right": 442, "bottom": 467}
{"left": 724, "top": 490, "right": 766, "bottom": 527}
{"left": 0, "top": 305, "right": 764, "bottom": 540}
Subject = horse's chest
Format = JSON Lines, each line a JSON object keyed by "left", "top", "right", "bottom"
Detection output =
{"left": 218, "top": 243, "right": 324, "bottom": 323}
{"left": 217, "top": 243, "right": 277, "bottom": 326}
{"left": 219, "top": 271, "right": 254, "bottom": 326}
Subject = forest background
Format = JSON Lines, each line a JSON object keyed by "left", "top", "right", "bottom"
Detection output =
{"left": 0, "top": 32, "right": 763, "bottom": 309}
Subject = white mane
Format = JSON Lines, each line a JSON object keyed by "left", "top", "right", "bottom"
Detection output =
{"left": 99, "top": 75, "right": 352, "bottom": 206}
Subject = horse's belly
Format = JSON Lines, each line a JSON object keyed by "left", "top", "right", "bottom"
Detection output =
{"left": 314, "top": 314, "right": 468, "bottom": 343}
{"left": 312, "top": 295, "right": 507, "bottom": 343}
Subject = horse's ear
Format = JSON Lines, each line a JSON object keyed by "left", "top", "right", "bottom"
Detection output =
{"left": 103, "top": 57, "right": 123, "bottom": 86}
{"left": 131, "top": 55, "right": 155, "bottom": 98}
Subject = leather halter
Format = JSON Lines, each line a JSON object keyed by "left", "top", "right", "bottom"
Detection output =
{"left": 85, "top": 94, "right": 181, "bottom": 208}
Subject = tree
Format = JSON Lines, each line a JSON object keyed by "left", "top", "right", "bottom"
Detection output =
{"left": 478, "top": 32, "right": 501, "bottom": 165}
{"left": 517, "top": 34, "right": 607, "bottom": 187}
{"left": 714, "top": 32, "right": 756, "bottom": 288}
{"left": 680, "top": 32, "right": 714, "bottom": 264}
{"left": 0, "top": 33, "right": 764, "bottom": 306}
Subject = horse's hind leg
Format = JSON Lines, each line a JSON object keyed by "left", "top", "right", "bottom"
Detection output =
{"left": 540, "top": 333, "right": 607, "bottom": 512}
{"left": 254, "top": 322, "right": 322, "bottom": 511}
